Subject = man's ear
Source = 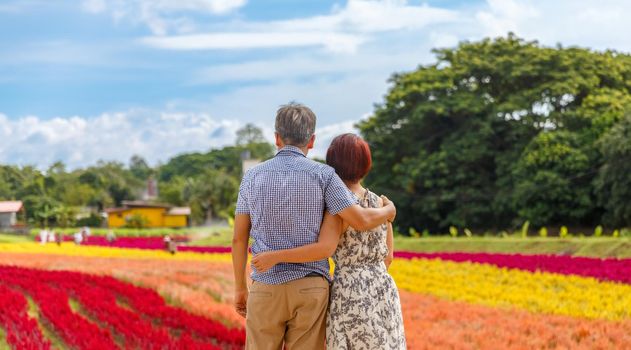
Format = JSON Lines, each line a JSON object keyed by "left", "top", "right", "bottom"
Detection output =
{"left": 306, "top": 134, "right": 316, "bottom": 150}
{"left": 274, "top": 133, "right": 283, "bottom": 149}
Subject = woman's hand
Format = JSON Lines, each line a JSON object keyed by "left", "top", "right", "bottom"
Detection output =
{"left": 252, "top": 252, "right": 279, "bottom": 273}
{"left": 384, "top": 255, "right": 393, "bottom": 270}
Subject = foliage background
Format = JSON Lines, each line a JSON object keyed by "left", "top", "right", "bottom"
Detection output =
{"left": 359, "top": 34, "right": 631, "bottom": 233}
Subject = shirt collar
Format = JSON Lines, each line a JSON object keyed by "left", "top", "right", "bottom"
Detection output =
{"left": 276, "top": 145, "right": 307, "bottom": 157}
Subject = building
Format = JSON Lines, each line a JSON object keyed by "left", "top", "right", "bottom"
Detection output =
{"left": 0, "top": 201, "right": 25, "bottom": 229}
{"left": 104, "top": 201, "right": 191, "bottom": 228}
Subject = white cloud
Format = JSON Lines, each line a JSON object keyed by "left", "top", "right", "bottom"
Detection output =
{"left": 269, "top": 0, "right": 459, "bottom": 34}
{"left": 82, "top": 0, "right": 106, "bottom": 14}
{"left": 0, "top": 110, "right": 244, "bottom": 169}
{"left": 81, "top": 0, "right": 247, "bottom": 35}
{"left": 475, "top": 0, "right": 631, "bottom": 51}
{"left": 193, "top": 51, "right": 424, "bottom": 84}
{"left": 141, "top": 32, "right": 366, "bottom": 53}
{"left": 140, "top": 0, "right": 458, "bottom": 52}
{"left": 0, "top": 110, "right": 362, "bottom": 168}
{"left": 311, "top": 120, "right": 360, "bottom": 159}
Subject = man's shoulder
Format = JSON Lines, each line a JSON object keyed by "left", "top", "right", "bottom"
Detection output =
{"left": 301, "top": 157, "right": 335, "bottom": 173}
{"left": 250, "top": 155, "right": 335, "bottom": 176}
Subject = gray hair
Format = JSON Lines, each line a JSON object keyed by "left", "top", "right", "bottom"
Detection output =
{"left": 275, "top": 102, "right": 316, "bottom": 146}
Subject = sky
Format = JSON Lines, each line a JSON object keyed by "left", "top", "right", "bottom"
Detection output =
{"left": 1, "top": 0, "right": 630, "bottom": 169}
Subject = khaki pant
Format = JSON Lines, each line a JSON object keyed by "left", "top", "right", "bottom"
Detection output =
{"left": 246, "top": 276, "right": 329, "bottom": 350}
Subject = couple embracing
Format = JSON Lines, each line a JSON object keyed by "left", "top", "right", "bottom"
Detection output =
{"left": 232, "top": 103, "right": 406, "bottom": 349}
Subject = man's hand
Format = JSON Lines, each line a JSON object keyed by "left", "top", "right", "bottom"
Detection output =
{"left": 381, "top": 195, "right": 396, "bottom": 222}
{"left": 251, "top": 252, "right": 279, "bottom": 273}
{"left": 234, "top": 289, "right": 248, "bottom": 318}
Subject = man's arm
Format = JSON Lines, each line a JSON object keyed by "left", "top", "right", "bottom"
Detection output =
{"left": 251, "top": 213, "right": 342, "bottom": 272}
{"left": 232, "top": 214, "right": 251, "bottom": 318}
{"left": 336, "top": 196, "right": 396, "bottom": 231}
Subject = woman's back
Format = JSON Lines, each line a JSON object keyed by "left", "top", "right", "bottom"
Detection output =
{"left": 333, "top": 189, "right": 389, "bottom": 268}
{"left": 327, "top": 188, "right": 406, "bottom": 350}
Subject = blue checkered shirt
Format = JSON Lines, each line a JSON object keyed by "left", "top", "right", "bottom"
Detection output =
{"left": 235, "top": 145, "right": 357, "bottom": 284}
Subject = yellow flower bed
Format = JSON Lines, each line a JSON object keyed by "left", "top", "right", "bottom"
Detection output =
{"left": 0, "top": 243, "right": 231, "bottom": 263}
{"left": 389, "top": 258, "right": 631, "bottom": 320}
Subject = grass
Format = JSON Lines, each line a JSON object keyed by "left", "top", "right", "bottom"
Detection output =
{"left": 394, "top": 236, "right": 631, "bottom": 258}
{"left": 0, "top": 233, "right": 30, "bottom": 243}
{"left": 188, "top": 226, "right": 233, "bottom": 246}
{"left": 4, "top": 226, "right": 631, "bottom": 258}
{"left": 25, "top": 295, "right": 65, "bottom": 350}
{"left": 0, "top": 327, "right": 7, "bottom": 350}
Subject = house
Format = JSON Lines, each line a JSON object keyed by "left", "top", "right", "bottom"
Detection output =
{"left": 104, "top": 201, "right": 191, "bottom": 228}
{"left": 0, "top": 201, "right": 25, "bottom": 228}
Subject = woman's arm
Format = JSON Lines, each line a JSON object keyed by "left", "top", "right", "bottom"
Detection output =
{"left": 251, "top": 212, "right": 343, "bottom": 273}
{"left": 385, "top": 222, "right": 394, "bottom": 270}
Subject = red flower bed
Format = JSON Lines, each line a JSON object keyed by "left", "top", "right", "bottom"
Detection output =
{"left": 0, "top": 284, "right": 50, "bottom": 350}
{"left": 0, "top": 266, "right": 244, "bottom": 349}
{"left": 394, "top": 251, "right": 631, "bottom": 284}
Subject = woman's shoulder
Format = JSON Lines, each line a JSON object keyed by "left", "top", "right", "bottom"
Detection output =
{"left": 364, "top": 189, "right": 383, "bottom": 208}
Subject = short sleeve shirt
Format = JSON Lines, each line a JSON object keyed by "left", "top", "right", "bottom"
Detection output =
{"left": 235, "top": 145, "right": 357, "bottom": 284}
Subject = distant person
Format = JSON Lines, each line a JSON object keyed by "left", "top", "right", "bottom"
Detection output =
{"left": 47, "top": 229, "right": 55, "bottom": 243}
{"left": 164, "top": 235, "right": 176, "bottom": 254}
{"left": 55, "top": 231, "right": 63, "bottom": 246}
{"left": 80, "top": 228, "right": 88, "bottom": 244}
{"left": 106, "top": 230, "right": 116, "bottom": 244}
{"left": 39, "top": 228, "right": 48, "bottom": 245}
{"left": 73, "top": 231, "right": 83, "bottom": 245}
{"left": 163, "top": 234, "right": 171, "bottom": 249}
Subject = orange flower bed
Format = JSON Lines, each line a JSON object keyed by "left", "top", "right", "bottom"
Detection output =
{"left": 400, "top": 290, "right": 631, "bottom": 349}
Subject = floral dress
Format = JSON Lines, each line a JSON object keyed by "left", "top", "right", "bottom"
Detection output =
{"left": 326, "top": 189, "right": 407, "bottom": 350}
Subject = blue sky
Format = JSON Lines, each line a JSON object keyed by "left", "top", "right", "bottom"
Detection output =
{"left": 1, "top": 0, "right": 630, "bottom": 168}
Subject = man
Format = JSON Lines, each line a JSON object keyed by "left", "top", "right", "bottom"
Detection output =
{"left": 232, "top": 103, "right": 396, "bottom": 349}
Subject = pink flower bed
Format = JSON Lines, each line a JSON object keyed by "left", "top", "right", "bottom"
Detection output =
{"left": 394, "top": 251, "right": 631, "bottom": 285}
{"left": 37, "top": 236, "right": 189, "bottom": 250}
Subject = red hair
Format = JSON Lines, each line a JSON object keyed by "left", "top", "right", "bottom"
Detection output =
{"left": 326, "top": 133, "right": 372, "bottom": 183}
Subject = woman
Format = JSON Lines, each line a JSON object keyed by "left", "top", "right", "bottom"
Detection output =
{"left": 252, "top": 133, "right": 406, "bottom": 350}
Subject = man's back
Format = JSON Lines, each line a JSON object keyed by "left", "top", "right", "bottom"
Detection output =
{"left": 236, "top": 145, "right": 355, "bottom": 284}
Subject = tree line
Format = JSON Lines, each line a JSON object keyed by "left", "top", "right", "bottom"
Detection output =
{"left": 0, "top": 124, "right": 274, "bottom": 228}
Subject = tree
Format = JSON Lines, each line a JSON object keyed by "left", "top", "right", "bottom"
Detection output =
{"left": 236, "top": 123, "right": 267, "bottom": 146}
{"left": 595, "top": 112, "right": 631, "bottom": 227}
{"left": 358, "top": 34, "right": 631, "bottom": 233}
{"left": 129, "top": 155, "right": 152, "bottom": 180}
{"left": 182, "top": 169, "right": 239, "bottom": 224}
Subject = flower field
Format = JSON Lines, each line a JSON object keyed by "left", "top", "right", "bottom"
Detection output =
{"left": 0, "top": 242, "right": 630, "bottom": 349}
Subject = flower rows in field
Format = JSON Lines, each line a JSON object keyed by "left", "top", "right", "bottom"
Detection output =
{"left": 2, "top": 242, "right": 631, "bottom": 349}
{"left": 34, "top": 237, "right": 631, "bottom": 286}
{"left": 395, "top": 251, "right": 631, "bottom": 284}
{"left": 389, "top": 258, "right": 631, "bottom": 320}
{"left": 0, "top": 265, "right": 245, "bottom": 349}
{"left": 0, "top": 252, "right": 244, "bottom": 328}
{"left": 0, "top": 242, "right": 231, "bottom": 262}
{"left": 0, "top": 284, "right": 50, "bottom": 349}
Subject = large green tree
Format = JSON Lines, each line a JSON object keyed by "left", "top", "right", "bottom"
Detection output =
{"left": 359, "top": 34, "right": 631, "bottom": 233}
{"left": 595, "top": 112, "right": 631, "bottom": 227}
